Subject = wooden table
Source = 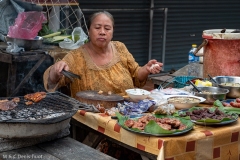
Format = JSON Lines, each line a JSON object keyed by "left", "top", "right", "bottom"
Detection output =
{"left": 0, "top": 137, "right": 116, "bottom": 160}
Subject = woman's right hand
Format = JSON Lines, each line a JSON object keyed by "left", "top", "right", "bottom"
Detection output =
{"left": 49, "top": 61, "right": 69, "bottom": 84}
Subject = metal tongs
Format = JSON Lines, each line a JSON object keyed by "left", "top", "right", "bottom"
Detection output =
{"left": 61, "top": 69, "right": 81, "bottom": 82}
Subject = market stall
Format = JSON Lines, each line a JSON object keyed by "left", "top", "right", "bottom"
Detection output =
{"left": 70, "top": 65, "right": 240, "bottom": 160}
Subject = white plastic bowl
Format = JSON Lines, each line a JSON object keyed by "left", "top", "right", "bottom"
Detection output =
{"left": 125, "top": 88, "right": 151, "bottom": 102}
{"left": 167, "top": 96, "right": 202, "bottom": 110}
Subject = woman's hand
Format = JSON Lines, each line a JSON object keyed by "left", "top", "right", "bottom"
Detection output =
{"left": 146, "top": 59, "right": 163, "bottom": 74}
{"left": 49, "top": 61, "right": 69, "bottom": 84}
{"left": 138, "top": 59, "right": 163, "bottom": 81}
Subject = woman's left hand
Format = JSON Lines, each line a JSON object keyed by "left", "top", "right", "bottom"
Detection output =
{"left": 137, "top": 59, "right": 163, "bottom": 82}
{"left": 146, "top": 59, "right": 163, "bottom": 74}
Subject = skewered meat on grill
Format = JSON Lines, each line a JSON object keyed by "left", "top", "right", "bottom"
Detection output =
{"left": 24, "top": 92, "right": 46, "bottom": 103}
{"left": 124, "top": 115, "right": 186, "bottom": 131}
{"left": 0, "top": 99, "right": 18, "bottom": 111}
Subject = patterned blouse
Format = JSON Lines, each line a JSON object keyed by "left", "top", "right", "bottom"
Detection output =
{"left": 43, "top": 41, "right": 147, "bottom": 98}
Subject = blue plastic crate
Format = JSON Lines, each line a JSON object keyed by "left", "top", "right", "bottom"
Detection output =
{"left": 173, "top": 76, "right": 196, "bottom": 88}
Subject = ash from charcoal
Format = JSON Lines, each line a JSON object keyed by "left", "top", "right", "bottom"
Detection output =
{"left": 0, "top": 107, "right": 66, "bottom": 121}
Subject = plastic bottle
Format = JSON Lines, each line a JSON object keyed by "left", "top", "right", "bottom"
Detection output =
{"left": 188, "top": 44, "right": 199, "bottom": 77}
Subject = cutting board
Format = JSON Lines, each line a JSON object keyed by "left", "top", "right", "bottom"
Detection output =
{"left": 76, "top": 90, "right": 124, "bottom": 109}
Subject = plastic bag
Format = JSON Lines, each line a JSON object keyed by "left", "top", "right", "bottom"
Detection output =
{"left": 59, "top": 27, "right": 88, "bottom": 50}
{"left": 6, "top": 42, "right": 24, "bottom": 55}
{"left": 8, "top": 11, "right": 46, "bottom": 40}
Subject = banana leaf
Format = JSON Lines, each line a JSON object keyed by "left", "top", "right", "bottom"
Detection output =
{"left": 213, "top": 100, "right": 225, "bottom": 111}
{"left": 116, "top": 112, "right": 193, "bottom": 135}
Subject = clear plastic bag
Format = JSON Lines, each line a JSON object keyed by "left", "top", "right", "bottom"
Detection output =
{"left": 8, "top": 11, "right": 46, "bottom": 40}
{"left": 59, "top": 27, "right": 88, "bottom": 50}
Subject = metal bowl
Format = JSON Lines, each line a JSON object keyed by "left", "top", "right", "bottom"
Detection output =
{"left": 212, "top": 76, "right": 240, "bottom": 98}
{"left": 193, "top": 87, "right": 229, "bottom": 104}
{"left": 5, "top": 36, "right": 43, "bottom": 50}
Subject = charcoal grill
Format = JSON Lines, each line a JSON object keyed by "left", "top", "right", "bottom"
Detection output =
{"left": 0, "top": 91, "right": 82, "bottom": 123}
{"left": 0, "top": 91, "right": 95, "bottom": 138}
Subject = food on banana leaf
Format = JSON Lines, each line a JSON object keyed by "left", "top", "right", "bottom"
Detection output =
{"left": 117, "top": 112, "right": 193, "bottom": 135}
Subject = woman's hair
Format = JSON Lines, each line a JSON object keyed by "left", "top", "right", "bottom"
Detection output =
{"left": 87, "top": 11, "right": 114, "bottom": 29}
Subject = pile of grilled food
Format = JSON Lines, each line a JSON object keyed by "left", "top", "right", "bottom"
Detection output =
{"left": 0, "top": 92, "right": 46, "bottom": 111}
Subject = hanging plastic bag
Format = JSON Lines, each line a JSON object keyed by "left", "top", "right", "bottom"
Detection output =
{"left": 59, "top": 27, "right": 88, "bottom": 50}
{"left": 8, "top": 11, "right": 46, "bottom": 40}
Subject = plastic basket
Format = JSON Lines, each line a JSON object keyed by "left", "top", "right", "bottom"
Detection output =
{"left": 173, "top": 76, "right": 196, "bottom": 88}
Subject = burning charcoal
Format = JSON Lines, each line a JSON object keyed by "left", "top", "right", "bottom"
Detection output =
{"left": 42, "top": 108, "right": 48, "bottom": 112}
{"left": 31, "top": 111, "right": 36, "bottom": 114}
{"left": 1, "top": 117, "right": 8, "bottom": 121}
{"left": 23, "top": 113, "right": 29, "bottom": 117}
{"left": 6, "top": 111, "right": 11, "bottom": 115}
{"left": 19, "top": 111, "right": 24, "bottom": 114}
{"left": 36, "top": 112, "right": 41, "bottom": 116}
{"left": 3, "top": 112, "right": 8, "bottom": 115}
{"left": 6, "top": 116, "right": 12, "bottom": 119}
{"left": 29, "top": 117, "right": 36, "bottom": 120}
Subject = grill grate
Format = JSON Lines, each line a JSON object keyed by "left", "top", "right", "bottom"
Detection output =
{"left": 0, "top": 91, "right": 87, "bottom": 124}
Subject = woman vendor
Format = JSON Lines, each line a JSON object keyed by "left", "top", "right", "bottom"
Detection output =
{"left": 43, "top": 10, "right": 163, "bottom": 97}
{"left": 43, "top": 10, "right": 163, "bottom": 159}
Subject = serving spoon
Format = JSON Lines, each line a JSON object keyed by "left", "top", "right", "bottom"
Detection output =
{"left": 187, "top": 80, "right": 202, "bottom": 93}
{"left": 207, "top": 74, "right": 219, "bottom": 86}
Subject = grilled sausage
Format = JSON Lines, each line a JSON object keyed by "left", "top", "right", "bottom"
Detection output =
{"left": 230, "top": 101, "right": 240, "bottom": 108}
{"left": 236, "top": 98, "right": 240, "bottom": 103}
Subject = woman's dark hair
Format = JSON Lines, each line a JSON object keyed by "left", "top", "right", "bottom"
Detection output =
{"left": 87, "top": 11, "right": 114, "bottom": 29}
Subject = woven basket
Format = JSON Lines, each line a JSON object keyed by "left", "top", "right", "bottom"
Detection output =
{"left": 173, "top": 76, "right": 196, "bottom": 88}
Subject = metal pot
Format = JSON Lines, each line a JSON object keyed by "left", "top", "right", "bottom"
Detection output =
{"left": 195, "top": 29, "right": 240, "bottom": 78}
{"left": 5, "top": 36, "right": 43, "bottom": 50}
{"left": 193, "top": 87, "right": 229, "bottom": 104}
{"left": 212, "top": 76, "right": 240, "bottom": 98}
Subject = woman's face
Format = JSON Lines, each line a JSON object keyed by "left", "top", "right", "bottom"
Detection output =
{"left": 89, "top": 13, "right": 113, "bottom": 48}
